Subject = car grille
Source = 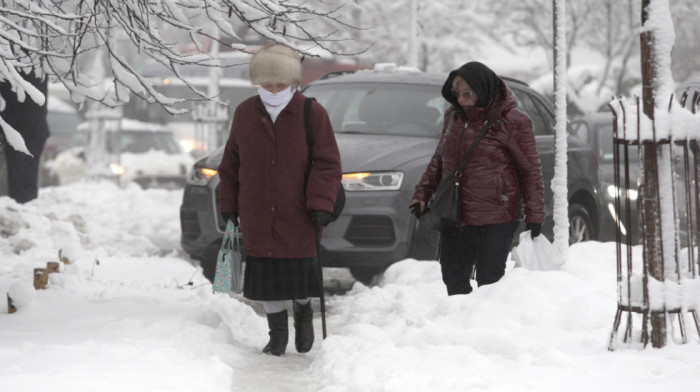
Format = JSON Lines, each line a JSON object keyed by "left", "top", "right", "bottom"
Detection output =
{"left": 183, "top": 185, "right": 211, "bottom": 206}
{"left": 180, "top": 210, "right": 200, "bottom": 241}
{"left": 344, "top": 215, "right": 395, "bottom": 247}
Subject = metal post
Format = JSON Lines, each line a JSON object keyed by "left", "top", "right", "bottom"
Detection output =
{"left": 316, "top": 229, "right": 327, "bottom": 339}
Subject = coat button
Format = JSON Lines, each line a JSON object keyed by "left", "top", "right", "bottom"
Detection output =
{"left": 271, "top": 160, "right": 275, "bottom": 165}
{"left": 271, "top": 207, "right": 275, "bottom": 211}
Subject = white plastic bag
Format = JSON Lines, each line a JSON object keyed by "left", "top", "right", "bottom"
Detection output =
{"left": 512, "top": 230, "right": 564, "bottom": 271}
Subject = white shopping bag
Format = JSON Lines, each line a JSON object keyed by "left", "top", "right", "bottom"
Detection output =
{"left": 512, "top": 230, "right": 564, "bottom": 271}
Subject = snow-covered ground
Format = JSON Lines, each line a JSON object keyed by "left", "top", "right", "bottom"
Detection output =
{"left": 1, "top": 182, "right": 699, "bottom": 392}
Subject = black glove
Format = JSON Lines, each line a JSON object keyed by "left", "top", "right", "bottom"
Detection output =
{"left": 409, "top": 201, "right": 423, "bottom": 218}
{"left": 221, "top": 212, "right": 239, "bottom": 227}
{"left": 310, "top": 210, "right": 332, "bottom": 229}
{"left": 526, "top": 222, "right": 542, "bottom": 238}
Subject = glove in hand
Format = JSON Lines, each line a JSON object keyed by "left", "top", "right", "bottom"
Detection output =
{"left": 409, "top": 201, "right": 423, "bottom": 218}
{"left": 526, "top": 222, "right": 542, "bottom": 238}
{"left": 221, "top": 212, "right": 239, "bottom": 227}
{"left": 310, "top": 210, "right": 331, "bottom": 229}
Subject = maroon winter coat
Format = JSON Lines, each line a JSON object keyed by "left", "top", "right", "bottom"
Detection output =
{"left": 413, "top": 78, "right": 545, "bottom": 226}
{"left": 218, "top": 91, "right": 342, "bottom": 258}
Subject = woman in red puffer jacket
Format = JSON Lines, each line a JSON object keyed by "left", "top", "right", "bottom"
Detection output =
{"left": 411, "top": 61, "right": 544, "bottom": 295}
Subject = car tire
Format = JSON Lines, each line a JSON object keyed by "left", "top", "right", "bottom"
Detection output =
{"left": 408, "top": 216, "right": 440, "bottom": 260}
{"left": 569, "top": 203, "right": 594, "bottom": 244}
{"left": 349, "top": 266, "right": 384, "bottom": 285}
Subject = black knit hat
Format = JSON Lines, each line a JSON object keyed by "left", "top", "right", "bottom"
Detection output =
{"left": 441, "top": 61, "right": 502, "bottom": 108}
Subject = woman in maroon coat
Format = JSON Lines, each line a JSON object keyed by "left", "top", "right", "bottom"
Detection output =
{"left": 218, "top": 44, "right": 342, "bottom": 356}
{"left": 411, "top": 62, "right": 545, "bottom": 295}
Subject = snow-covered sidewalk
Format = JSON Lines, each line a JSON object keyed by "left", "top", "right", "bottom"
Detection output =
{"left": 1, "top": 182, "right": 699, "bottom": 392}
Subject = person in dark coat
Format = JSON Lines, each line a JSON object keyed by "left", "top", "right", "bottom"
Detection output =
{"left": 0, "top": 70, "right": 50, "bottom": 203}
{"left": 411, "top": 61, "right": 545, "bottom": 295}
{"left": 218, "top": 44, "right": 342, "bottom": 356}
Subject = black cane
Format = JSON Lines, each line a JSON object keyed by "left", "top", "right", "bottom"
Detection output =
{"left": 315, "top": 228, "right": 327, "bottom": 339}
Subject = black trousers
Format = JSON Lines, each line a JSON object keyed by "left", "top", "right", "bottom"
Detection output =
{"left": 439, "top": 221, "right": 520, "bottom": 295}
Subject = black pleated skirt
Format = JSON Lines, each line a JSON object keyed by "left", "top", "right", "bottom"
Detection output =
{"left": 243, "top": 255, "right": 321, "bottom": 301}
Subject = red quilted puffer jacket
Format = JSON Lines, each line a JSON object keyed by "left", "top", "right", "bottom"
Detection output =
{"left": 413, "top": 78, "right": 545, "bottom": 226}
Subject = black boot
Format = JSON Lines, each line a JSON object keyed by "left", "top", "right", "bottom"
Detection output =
{"left": 262, "top": 310, "right": 288, "bottom": 356}
{"left": 293, "top": 301, "right": 314, "bottom": 353}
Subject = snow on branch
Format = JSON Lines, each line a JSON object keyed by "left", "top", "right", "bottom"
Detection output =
{"left": 0, "top": 0, "right": 363, "bottom": 118}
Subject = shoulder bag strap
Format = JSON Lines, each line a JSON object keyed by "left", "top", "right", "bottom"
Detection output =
{"left": 455, "top": 119, "right": 502, "bottom": 176}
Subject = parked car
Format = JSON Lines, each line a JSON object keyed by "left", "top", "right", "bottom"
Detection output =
{"left": 571, "top": 107, "right": 700, "bottom": 247}
{"left": 570, "top": 112, "right": 640, "bottom": 243}
{"left": 123, "top": 52, "right": 257, "bottom": 156}
{"left": 124, "top": 52, "right": 369, "bottom": 157}
{"left": 180, "top": 68, "right": 600, "bottom": 283}
{"left": 47, "top": 119, "right": 194, "bottom": 189}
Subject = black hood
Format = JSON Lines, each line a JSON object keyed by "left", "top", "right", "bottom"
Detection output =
{"left": 441, "top": 61, "right": 503, "bottom": 109}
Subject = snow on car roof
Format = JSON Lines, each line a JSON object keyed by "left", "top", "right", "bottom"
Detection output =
{"left": 119, "top": 118, "right": 173, "bottom": 132}
{"left": 77, "top": 118, "right": 173, "bottom": 132}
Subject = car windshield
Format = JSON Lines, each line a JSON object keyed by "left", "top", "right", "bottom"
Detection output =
{"left": 117, "top": 131, "right": 182, "bottom": 154}
{"left": 303, "top": 82, "right": 448, "bottom": 138}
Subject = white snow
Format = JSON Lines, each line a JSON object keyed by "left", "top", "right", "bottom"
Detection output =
{"left": 1, "top": 182, "right": 699, "bottom": 392}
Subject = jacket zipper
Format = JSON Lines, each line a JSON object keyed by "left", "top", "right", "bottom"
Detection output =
{"left": 455, "top": 120, "right": 468, "bottom": 174}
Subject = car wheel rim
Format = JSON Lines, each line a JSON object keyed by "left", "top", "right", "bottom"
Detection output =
{"left": 569, "top": 215, "right": 590, "bottom": 244}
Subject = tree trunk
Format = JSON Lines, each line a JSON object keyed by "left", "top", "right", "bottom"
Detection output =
{"left": 640, "top": 0, "right": 666, "bottom": 348}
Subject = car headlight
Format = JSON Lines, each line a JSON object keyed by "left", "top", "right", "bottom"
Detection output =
{"left": 187, "top": 165, "right": 218, "bottom": 186}
{"left": 110, "top": 163, "right": 125, "bottom": 176}
{"left": 606, "top": 184, "right": 638, "bottom": 201}
{"left": 342, "top": 171, "right": 404, "bottom": 191}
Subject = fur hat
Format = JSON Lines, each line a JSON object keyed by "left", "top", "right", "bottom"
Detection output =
{"left": 249, "top": 44, "right": 303, "bottom": 88}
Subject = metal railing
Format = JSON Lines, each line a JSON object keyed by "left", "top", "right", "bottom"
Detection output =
{"left": 608, "top": 92, "right": 700, "bottom": 349}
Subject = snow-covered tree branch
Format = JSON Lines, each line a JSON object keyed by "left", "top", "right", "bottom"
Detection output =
{"left": 0, "top": 0, "right": 363, "bottom": 151}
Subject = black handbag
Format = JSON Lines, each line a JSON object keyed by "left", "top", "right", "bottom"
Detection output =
{"left": 304, "top": 98, "right": 345, "bottom": 221}
{"left": 424, "top": 119, "right": 499, "bottom": 230}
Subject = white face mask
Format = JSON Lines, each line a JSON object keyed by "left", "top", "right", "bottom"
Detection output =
{"left": 258, "top": 86, "right": 294, "bottom": 107}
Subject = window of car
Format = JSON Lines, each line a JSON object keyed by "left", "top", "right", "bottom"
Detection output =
{"left": 597, "top": 123, "right": 614, "bottom": 162}
{"left": 570, "top": 121, "right": 590, "bottom": 144}
{"left": 116, "top": 131, "right": 183, "bottom": 154}
{"left": 596, "top": 123, "right": 638, "bottom": 164}
{"left": 303, "top": 82, "right": 448, "bottom": 138}
{"left": 510, "top": 88, "right": 552, "bottom": 136}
